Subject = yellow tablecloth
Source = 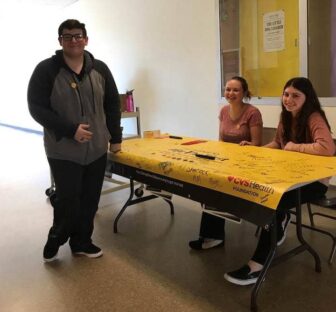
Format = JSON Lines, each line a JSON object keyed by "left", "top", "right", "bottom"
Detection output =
{"left": 110, "top": 137, "right": 336, "bottom": 210}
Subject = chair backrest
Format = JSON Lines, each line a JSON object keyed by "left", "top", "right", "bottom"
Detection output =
{"left": 262, "top": 127, "right": 276, "bottom": 145}
{"left": 310, "top": 184, "right": 336, "bottom": 209}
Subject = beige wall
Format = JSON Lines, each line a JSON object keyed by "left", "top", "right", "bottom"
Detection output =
{"left": 0, "top": 0, "right": 219, "bottom": 139}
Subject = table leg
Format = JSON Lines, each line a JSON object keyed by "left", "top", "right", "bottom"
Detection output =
{"left": 251, "top": 217, "right": 277, "bottom": 312}
{"left": 113, "top": 178, "right": 136, "bottom": 233}
{"left": 113, "top": 178, "right": 175, "bottom": 233}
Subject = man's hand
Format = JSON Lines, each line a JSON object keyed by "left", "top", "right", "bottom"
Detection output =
{"left": 110, "top": 143, "right": 121, "bottom": 153}
{"left": 74, "top": 124, "right": 93, "bottom": 143}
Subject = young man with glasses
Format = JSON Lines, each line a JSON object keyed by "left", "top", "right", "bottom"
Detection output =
{"left": 28, "top": 19, "right": 122, "bottom": 262}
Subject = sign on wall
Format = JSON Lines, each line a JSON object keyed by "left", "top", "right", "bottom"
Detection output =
{"left": 263, "top": 10, "right": 285, "bottom": 52}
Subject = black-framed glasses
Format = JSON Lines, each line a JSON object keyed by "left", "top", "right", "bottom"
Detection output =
{"left": 60, "top": 33, "right": 85, "bottom": 42}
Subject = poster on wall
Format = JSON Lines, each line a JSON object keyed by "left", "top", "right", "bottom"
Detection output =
{"left": 263, "top": 10, "right": 285, "bottom": 52}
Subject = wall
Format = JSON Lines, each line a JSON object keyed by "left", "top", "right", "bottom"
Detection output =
{"left": 0, "top": 0, "right": 219, "bottom": 140}
{"left": 308, "top": 0, "right": 331, "bottom": 96}
{"left": 0, "top": 1, "right": 68, "bottom": 130}
{"left": 0, "top": 0, "right": 336, "bottom": 140}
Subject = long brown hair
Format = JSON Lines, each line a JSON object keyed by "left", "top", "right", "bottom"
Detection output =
{"left": 281, "top": 77, "right": 331, "bottom": 143}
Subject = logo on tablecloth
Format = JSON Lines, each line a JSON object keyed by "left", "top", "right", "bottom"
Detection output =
{"left": 228, "top": 176, "right": 274, "bottom": 200}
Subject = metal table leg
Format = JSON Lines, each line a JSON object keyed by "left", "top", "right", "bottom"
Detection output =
{"left": 113, "top": 178, "right": 175, "bottom": 233}
{"left": 251, "top": 217, "right": 277, "bottom": 312}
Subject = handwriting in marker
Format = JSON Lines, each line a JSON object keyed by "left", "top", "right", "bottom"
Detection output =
{"left": 195, "top": 153, "right": 216, "bottom": 160}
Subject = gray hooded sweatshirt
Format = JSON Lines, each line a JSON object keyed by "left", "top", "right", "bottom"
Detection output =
{"left": 28, "top": 50, "right": 122, "bottom": 165}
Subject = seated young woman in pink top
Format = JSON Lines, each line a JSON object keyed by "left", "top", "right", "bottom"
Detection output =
{"left": 224, "top": 77, "right": 336, "bottom": 286}
{"left": 189, "top": 76, "right": 263, "bottom": 250}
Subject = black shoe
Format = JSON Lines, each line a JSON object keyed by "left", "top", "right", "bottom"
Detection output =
{"left": 277, "top": 212, "right": 291, "bottom": 246}
{"left": 224, "top": 265, "right": 261, "bottom": 286}
{"left": 43, "top": 238, "right": 59, "bottom": 262}
{"left": 71, "top": 243, "right": 103, "bottom": 258}
{"left": 189, "top": 238, "right": 224, "bottom": 250}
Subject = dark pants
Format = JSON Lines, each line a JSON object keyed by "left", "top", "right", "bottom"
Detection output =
{"left": 251, "top": 181, "right": 328, "bottom": 265}
{"left": 47, "top": 153, "right": 107, "bottom": 248}
{"left": 199, "top": 210, "right": 226, "bottom": 240}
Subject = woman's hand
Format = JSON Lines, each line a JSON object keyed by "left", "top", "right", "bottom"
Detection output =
{"left": 284, "top": 141, "right": 298, "bottom": 151}
{"left": 239, "top": 140, "right": 252, "bottom": 146}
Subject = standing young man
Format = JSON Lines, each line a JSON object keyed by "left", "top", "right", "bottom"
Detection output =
{"left": 28, "top": 19, "right": 122, "bottom": 262}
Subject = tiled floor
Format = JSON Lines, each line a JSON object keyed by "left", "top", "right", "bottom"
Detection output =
{"left": 1, "top": 125, "right": 336, "bottom": 312}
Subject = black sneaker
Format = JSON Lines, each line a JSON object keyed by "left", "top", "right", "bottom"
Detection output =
{"left": 43, "top": 238, "right": 59, "bottom": 262}
{"left": 277, "top": 212, "right": 291, "bottom": 246}
{"left": 224, "top": 265, "right": 261, "bottom": 286}
{"left": 189, "top": 238, "right": 224, "bottom": 250}
{"left": 71, "top": 243, "right": 103, "bottom": 258}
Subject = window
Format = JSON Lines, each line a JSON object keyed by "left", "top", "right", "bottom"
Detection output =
{"left": 219, "top": 0, "right": 300, "bottom": 98}
{"left": 219, "top": 0, "right": 336, "bottom": 101}
{"left": 219, "top": 0, "right": 240, "bottom": 96}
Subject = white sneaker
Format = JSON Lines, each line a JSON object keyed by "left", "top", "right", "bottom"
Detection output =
{"left": 189, "top": 238, "right": 224, "bottom": 250}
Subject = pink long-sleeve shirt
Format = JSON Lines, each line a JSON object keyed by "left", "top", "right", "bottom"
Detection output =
{"left": 270, "top": 112, "right": 335, "bottom": 185}
{"left": 272, "top": 112, "right": 335, "bottom": 156}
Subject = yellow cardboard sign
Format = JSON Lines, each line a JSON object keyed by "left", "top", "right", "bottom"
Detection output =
{"left": 110, "top": 137, "right": 336, "bottom": 210}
